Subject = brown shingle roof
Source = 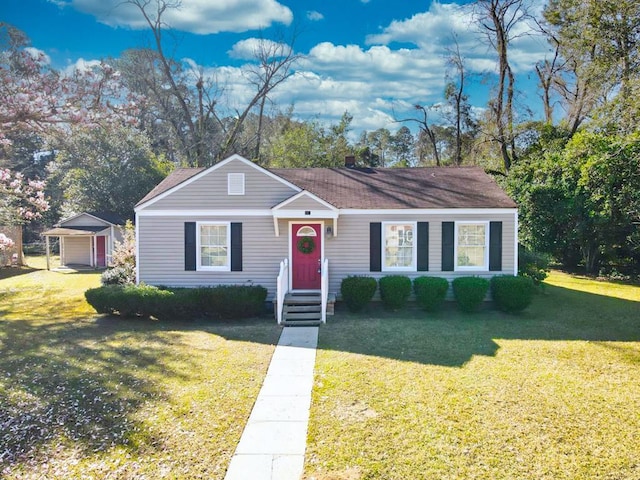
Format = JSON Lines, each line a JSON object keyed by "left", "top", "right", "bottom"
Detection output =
{"left": 272, "top": 167, "right": 516, "bottom": 209}
{"left": 136, "top": 165, "right": 516, "bottom": 209}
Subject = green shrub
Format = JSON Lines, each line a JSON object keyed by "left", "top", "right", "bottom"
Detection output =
{"left": 84, "top": 284, "right": 267, "bottom": 320}
{"left": 379, "top": 275, "right": 412, "bottom": 310}
{"left": 340, "top": 276, "right": 377, "bottom": 312}
{"left": 452, "top": 277, "right": 490, "bottom": 313}
{"left": 195, "top": 285, "right": 268, "bottom": 319}
{"left": 491, "top": 275, "right": 535, "bottom": 313}
{"left": 413, "top": 276, "right": 449, "bottom": 312}
{"left": 518, "top": 245, "right": 550, "bottom": 286}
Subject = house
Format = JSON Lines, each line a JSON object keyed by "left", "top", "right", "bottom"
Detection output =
{"left": 135, "top": 154, "right": 518, "bottom": 324}
{"left": 42, "top": 212, "right": 124, "bottom": 270}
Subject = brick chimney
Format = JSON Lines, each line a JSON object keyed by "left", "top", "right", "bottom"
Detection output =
{"left": 344, "top": 155, "right": 356, "bottom": 168}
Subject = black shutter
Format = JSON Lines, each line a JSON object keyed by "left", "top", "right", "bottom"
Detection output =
{"left": 185, "top": 222, "right": 196, "bottom": 271}
{"left": 370, "top": 222, "right": 382, "bottom": 272}
{"left": 417, "top": 222, "right": 429, "bottom": 271}
{"left": 489, "top": 221, "right": 502, "bottom": 271}
{"left": 441, "top": 221, "right": 454, "bottom": 271}
{"left": 230, "top": 223, "right": 243, "bottom": 271}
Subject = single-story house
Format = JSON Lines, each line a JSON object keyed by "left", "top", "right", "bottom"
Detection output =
{"left": 42, "top": 212, "right": 124, "bottom": 270}
{"left": 135, "top": 154, "right": 518, "bottom": 324}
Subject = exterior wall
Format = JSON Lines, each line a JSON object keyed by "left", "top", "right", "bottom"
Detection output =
{"left": 145, "top": 160, "right": 298, "bottom": 210}
{"left": 138, "top": 215, "right": 287, "bottom": 293}
{"left": 325, "top": 212, "right": 516, "bottom": 295}
{"left": 138, "top": 211, "right": 516, "bottom": 300}
{"left": 61, "top": 214, "right": 110, "bottom": 228}
{"left": 62, "top": 237, "right": 91, "bottom": 265}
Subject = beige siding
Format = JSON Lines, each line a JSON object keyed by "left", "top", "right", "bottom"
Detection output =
{"left": 62, "top": 237, "right": 91, "bottom": 265}
{"left": 145, "top": 159, "right": 297, "bottom": 210}
{"left": 325, "top": 213, "right": 516, "bottom": 296}
{"left": 62, "top": 214, "right": 110, "bottom": 228}
{"left": 279, "top": 195, "right": 334, "bottom": 211}
{"left": 138, "top": 215, "right": 287, "bottom": 293}
{"left": 138, "top": 212, "right": 516, "bottom": 300}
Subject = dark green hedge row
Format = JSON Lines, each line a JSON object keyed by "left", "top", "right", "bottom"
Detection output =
{"left": 85, "top": 284, "right": 268, "bottom": 320}
{"left": 339, "top": 274, "right": 535, "bottom": 314}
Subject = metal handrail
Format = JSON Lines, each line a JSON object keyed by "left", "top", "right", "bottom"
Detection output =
{"left": 276, "top": 258, "right": 289, "bottom": 324}
{"left": 321, "top": 258, "right": 329, "bottom": 324}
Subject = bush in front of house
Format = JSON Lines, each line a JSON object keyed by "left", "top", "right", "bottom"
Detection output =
{"left": 194, "top": 285, "right": 268, "bottom": 319}
{"left": 491, "top": 275, "right": 535, "bottom": 313}
{"left": 379, "top": 275, "right": 412, "bottom": 310}
{"left": 413, "top": 276, "right": 449, "bottom": 312}
{"left": 85, "top": 284, "right": 173, "bottom": 317}
{"left": 340, "top": 276, "right": 377, "bottom": 312}
{"left": 452, "top": 277, "right": 490, "bottom": 313}
{"left": 85, "top": 284, "right": 267, "bottom": 320}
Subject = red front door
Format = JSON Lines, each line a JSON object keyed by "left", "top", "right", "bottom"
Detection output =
{"left": 96, "top": 236, "right": 106, "bottom": 267}
{"left": 291, "top": 224, "right": 321, "bottom": 290}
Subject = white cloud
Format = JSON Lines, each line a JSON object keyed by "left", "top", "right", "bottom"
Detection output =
{"left": 228, "top": 38, "right": 292, "bottom": 60}
{"left": 63, "top": 58, "right": 102, "bottom": 75}
{"left": 51, "top": 0, "right": 293, "bottom": 34}
{"left": 306, "top": 10, "right": 324, "bottom": 21}
{"left": 24, "top": 47, "right": 51, "bottom": 65}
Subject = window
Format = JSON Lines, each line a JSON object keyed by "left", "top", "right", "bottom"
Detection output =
{"left": 455, "top": 222, "right": 488, "bottom": 270}
{"left": 228, "top": 173, "right": 245, "bottom": 195}
{"left": 197, "top": 222, "right": 230, "bottom": 270}
{"left": 383, "top": 222, "right": 416, "bottom": 271}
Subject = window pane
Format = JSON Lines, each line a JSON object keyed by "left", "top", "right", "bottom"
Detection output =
{"left": 385, "top": 224, "right": 414, "bottom": 268}
{"left": 200, "top": 224, "right": 228, "bottom": 268}
{"left": 457, "top": 224, "right": 486, "bottom": 267}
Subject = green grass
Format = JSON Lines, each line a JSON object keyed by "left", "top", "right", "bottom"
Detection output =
{"left": 304, "top": 271, "right": 640, "bottom": 480}
{"left": 0, "top": 257, "right": 281, "bottom": 479}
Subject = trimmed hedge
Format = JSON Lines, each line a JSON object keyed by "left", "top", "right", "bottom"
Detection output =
{"left": 340, "top": 276, "right": 377, "bottom": 312}
{"left": 413, "top": 276, "right": 449, "bottom": 312}
{"left": 85, "top": 284, "right": 267, "bottom": 320}
{"left": 491, "top": 275, "right": 535, "bottom": 313}
{"left": 379, "top": 275, "right": 412, "bottom": 310}
{"left": 452, "top": 277, "right": 490, "bottom": 313}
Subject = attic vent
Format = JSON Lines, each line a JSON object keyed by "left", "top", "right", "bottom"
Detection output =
{"left": 228, "top": 173, "right": 245, "bottom": 195}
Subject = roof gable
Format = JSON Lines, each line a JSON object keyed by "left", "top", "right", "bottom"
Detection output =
{"left": 135, "top": 154, "right": 301, "bottom": 210}
{"left": 59, "top": 212, "right": 122, "bottom": 228}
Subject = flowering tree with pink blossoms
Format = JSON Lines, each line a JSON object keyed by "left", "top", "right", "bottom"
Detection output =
{"left": 0, "top": 24, "right": 141, "bottom": 146}
{"left": 0, "top": 168, "right": 49, "bottom": 225}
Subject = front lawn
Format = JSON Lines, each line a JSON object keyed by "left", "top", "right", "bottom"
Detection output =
{"left": 305, "top": 272, "right": 640, "bottom": 480}
{"left": 0, "top": 257, "right": 280, "bottom": 479}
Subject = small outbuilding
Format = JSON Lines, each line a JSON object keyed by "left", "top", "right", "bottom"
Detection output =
{"left": 42, "top": 212, "right": 124, "bottom": 270}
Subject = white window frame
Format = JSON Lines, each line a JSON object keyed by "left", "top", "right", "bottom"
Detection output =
{"left": 196, "top": 221, "right": 231, "bottom": 271}
{"left": 455, "top": 221, "right": 489, "bottom": 271}
{"left": 227, "top": 173, "right": 245, "bottom": 195}
{"left": 382, "top": 221, "right": 417, "bottom": 272}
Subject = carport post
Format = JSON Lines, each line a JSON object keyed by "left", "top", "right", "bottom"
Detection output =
{"left": 45, "top": 236, "right": 50, "bottom": 270}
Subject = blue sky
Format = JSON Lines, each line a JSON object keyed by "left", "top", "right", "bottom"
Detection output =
{"left": 2, "top": 0, "right": 551, "bottom": 135}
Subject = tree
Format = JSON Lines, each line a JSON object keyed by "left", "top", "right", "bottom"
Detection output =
{"left": 543, "top": 0, "right": 640, "bottom": 133}
{"left": 444, "top": 38, "right": 475, "bottom": 165}
{"left": 0, "top": 168, "right": 49, "bottom": 225}
{"left": 474, "top": 0, "right": 530, "bottom": 171}
{"left": 48, "top": 125, "right": 172, "bottom": 220}
{"left": 0, "top": 23, "right": 138, "bottom": 145}
{"left": 390, "top": 126, "right": 415, "bottom": 167}
{"left": 123, "top": 0, "right": 300, "bottom": 166}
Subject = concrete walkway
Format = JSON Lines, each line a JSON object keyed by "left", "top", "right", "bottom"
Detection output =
{"left": 224, "top": 326, "right": 319, "bottom": 480}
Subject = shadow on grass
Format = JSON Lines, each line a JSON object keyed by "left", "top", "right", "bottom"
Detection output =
{"left": 305, "top": 284, "right": 640, "bottom": 368}
{"left": 0, "top": 266, "right": 39, "bottom": 280}
{"left": 0, "top": 315, "right": 278, "bottom": 471}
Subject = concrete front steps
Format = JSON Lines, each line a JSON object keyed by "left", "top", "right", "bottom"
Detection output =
{"left": 279, "top": 292, "right": 335, "bottom": 326}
